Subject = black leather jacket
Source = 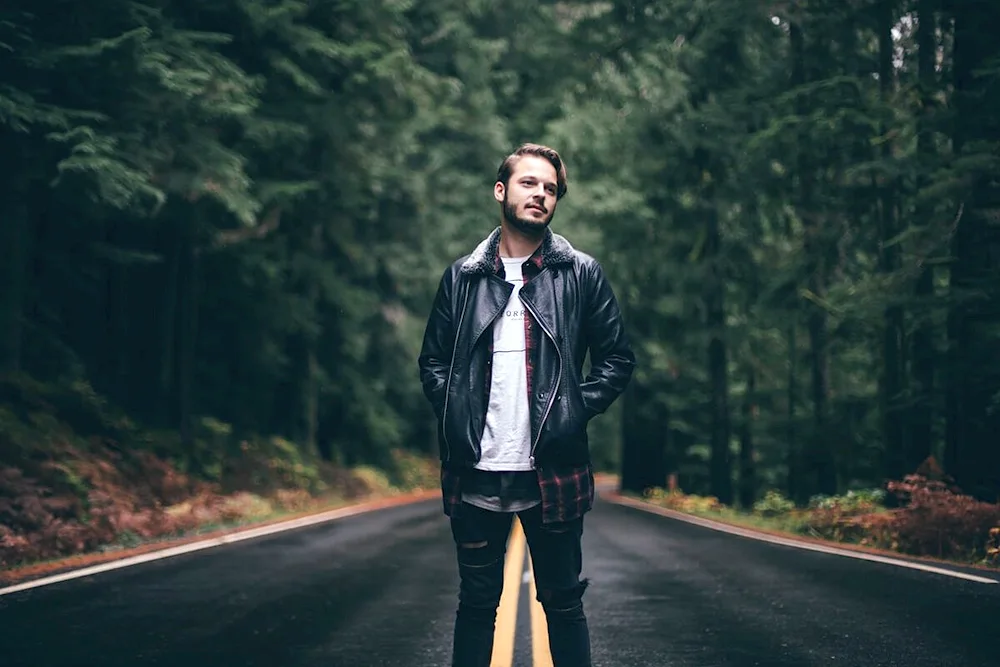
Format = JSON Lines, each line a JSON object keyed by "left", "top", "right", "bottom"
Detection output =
{"left": 418, "top": 227, "right": 635, "bottom": 468}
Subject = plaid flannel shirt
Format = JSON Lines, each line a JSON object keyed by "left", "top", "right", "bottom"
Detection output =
{"left": 440, "top": 245, "right": 595, "bottom": 524}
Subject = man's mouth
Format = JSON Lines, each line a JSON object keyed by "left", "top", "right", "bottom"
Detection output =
{"left": 527, "top": 205, "right": 546, "bottom": 213}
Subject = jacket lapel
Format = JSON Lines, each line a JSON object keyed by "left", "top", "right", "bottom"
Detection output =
{"left": 458, "top": 225, "right": 576, "bottom": 346}
{"left": 518, "top": 269, "right": 558, "bottom": 342}
{"left": 467, "top": 276, "right": 512, "bottom": 347}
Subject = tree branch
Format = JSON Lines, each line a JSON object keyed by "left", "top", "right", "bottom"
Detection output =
{"left": 211, "top": 206, "right": 282, "bottom": 249}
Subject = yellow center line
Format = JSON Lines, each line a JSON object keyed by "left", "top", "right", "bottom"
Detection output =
{"left": 527, "top": 551, "right": 554, "bottom": 667}
{"left": 491, "top": 519, "right": 525, "bottom": 667}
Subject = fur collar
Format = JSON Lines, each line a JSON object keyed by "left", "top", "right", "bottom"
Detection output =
{"left": 460, "top": 227, "right": 576, "bottom": 275}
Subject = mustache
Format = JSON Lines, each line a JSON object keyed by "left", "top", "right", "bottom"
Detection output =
{"left": 526, "top": 202, "right": 548, "bottom": 213}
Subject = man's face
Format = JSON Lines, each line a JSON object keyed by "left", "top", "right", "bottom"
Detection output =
{"left": 495, "top": 155, "right": 559, "bottom": 235}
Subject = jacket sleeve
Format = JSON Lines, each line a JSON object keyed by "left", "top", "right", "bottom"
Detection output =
{"left": 417, "top": 265, "right": 457, "bottom": 420}
{"left": 580, "top": 260, "right": 636, "bottom": 418}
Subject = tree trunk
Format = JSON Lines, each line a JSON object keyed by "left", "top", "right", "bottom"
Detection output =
{"left": 303, "top": 223, "right": 324, "bottom": 458}
{"left": 878, "top": 0, "right": 906, "bottom": 482}
{"left": 178, "top": 217, "right": 200, "bottom": 450}
{"left": 944, "top": 0, "right": 1000, "bottom": 501}
{"left": 104, "top": 220, "right": 130, "bottom": 399}
{"left": 786, "top": 323, "right": 802, "bottom": 503}
{"left": 740, "top": 257, "right": 760, "bottom": 509}
{"left": 619, "top": 375, "right": 667, "bottom": 494}
{"left": 0, "top": 202, "right": 28, "bottom": 374}
{"left": 618, "top": 274, "right": 667, "bottom": 494}
{"left": 791, "top": 19, "right": 836, "bottom": 498}
{"left": 739, "top": 365, "right": 757, "bottom": 508}
{"left": 704, "top": 187, "right": 732, "bottom": 505}
{"left": 909, "top": 0, "right": 937, "bottom": 470}
{"left": 159, "top": 227, "right": 181, "bottom": 424}
{"left": 619, "top": 379, "right": 645, "bottom": 494}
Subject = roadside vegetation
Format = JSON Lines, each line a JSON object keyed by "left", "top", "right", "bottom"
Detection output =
{"left": 634, "top": 459, "right": 1000, "bottom": 569}
{"left": 0, "top": 375, "right": 438, "bottom": 574}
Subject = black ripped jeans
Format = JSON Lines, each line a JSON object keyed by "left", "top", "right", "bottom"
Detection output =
{"left": 448, "top": 502, "right": 591, "bottom": 667}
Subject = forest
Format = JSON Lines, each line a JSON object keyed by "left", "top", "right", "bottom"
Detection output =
{"left": 1, "top": 0, "right": 999, "bottom": 571}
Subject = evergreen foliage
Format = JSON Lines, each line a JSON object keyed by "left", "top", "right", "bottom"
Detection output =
{"left": 1, "top": 0, "right": 998, "bottom": 528}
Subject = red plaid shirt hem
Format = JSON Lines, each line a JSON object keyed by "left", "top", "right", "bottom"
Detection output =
{"left": 441, "top": 463, "right": 595, "bottom": 524}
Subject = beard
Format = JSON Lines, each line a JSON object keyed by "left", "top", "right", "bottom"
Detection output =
{"left": 503, "top": 195, "right": 552, "bottom": 236}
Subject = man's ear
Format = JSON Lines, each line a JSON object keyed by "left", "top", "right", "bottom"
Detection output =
{"left": 493, "top": 181, "right": 505, "bottom": 203}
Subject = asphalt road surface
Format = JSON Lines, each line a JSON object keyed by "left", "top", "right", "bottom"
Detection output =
{"left": 3, "top": 491, "right": 999, "bottom": 667}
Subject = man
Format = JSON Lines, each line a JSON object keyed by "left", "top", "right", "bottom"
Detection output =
{"left": 417, "top": 143, "right": 635, "bottom": 667}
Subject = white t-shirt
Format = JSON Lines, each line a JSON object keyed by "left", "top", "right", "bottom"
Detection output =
{"left": 475, "top": 256, "right": 534, "bottom": 471}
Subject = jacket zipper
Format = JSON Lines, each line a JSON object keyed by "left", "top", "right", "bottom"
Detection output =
{"left": 440, "top": 287, "right": 471, "bottom": 462}
{"left": 521, "top": 294, "right": 562, "bottom": 459}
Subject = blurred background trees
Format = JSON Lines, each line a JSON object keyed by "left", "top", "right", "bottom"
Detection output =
{"left": 1, "top": 0, "right": 997, "bottom": 507}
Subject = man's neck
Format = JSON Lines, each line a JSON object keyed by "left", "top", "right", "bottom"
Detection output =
{"left": 498, "top": 220, "right": 545, "bottom": 259}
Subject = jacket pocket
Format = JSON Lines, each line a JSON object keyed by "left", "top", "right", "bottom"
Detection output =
{"left": 544, "top": 380, "right": 588, "bottom": 441}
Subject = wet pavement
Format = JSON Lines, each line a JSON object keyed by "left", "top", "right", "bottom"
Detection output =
{"left": 2, "top": 492, "right": 998, "bottom": 666}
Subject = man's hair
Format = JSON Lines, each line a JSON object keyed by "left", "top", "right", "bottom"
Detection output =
{"left": 496, "top": 143, "right": 568, "bottom": 200}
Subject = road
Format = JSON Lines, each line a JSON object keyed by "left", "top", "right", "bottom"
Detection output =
{"left": 2, "top": 491, "right": 998, "bottom": 667}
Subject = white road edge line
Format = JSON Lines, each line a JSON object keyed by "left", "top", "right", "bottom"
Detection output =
{"left": 0, "top": 493, "right": 437, "bottom": 597}
{"left": 606, "top": 493, "right": 999, "bottom": 585}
